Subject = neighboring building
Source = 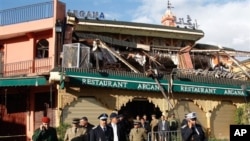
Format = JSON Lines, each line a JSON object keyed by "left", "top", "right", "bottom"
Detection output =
{"left": 0, "top": 0, "right": 250, "bottom": 141}
{"left": 0, "top": 1, "right": 65, "bottom": 140}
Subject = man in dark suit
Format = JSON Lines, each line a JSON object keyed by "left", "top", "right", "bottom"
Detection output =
{"left": 158, "top": 115, "right": 170, "bottom": 141}
{"left": 79, "top": 116, "right": 94, "bottom": 141}
{"left": 140, "top": 118, "right": 150, "bottom": 134}
{"left": 108, "top": 112, "right": 127, "bottom": 141}
{"left": 90, "top": 113, "right": 113, "bottom": 141}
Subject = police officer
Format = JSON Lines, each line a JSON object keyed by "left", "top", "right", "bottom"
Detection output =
{"left": 90, "top": 113, "right": 113, "bottom": 141}
{"left": 181, "top": 112, "right": 205, "bottom": 141}
{"left": 129, "top": 120, "right": 147, "bottom": 141}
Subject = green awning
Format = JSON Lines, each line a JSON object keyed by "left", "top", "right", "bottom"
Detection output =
{"left": 66, "top": 70, "right": 168, "bottom": 92}
{"left": 172, "top": 80, "right": 249, "bottom": 96}
{"left": 0, "top": 76, "right": 47, "bottom": 87}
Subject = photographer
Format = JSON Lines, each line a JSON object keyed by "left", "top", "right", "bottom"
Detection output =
{"left": 32, "top": 116, "right": 58, "bottom": 141}
{"left": 181, "top": 112, "right": 205, "bottom": 141}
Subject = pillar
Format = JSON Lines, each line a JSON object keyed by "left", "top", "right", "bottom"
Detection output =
{"left": 26, "top": 90, "right": 35, "bottom": 140}
{"left": 206, "top": 111, "right": 212, "bottom": 138}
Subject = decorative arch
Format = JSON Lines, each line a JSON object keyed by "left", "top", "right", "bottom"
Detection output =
{"left": 193, "top": 99, "right": 222, "bottom": 113}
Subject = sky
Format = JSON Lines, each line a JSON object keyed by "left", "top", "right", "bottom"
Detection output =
{"left": 1, "top": 0, "right": 250, "bottom": 59}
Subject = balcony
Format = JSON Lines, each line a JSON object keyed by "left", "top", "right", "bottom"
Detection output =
{"left": 1, "top": 58, "right": 52, "bottom": 77}
{"left": 0, "top": 1, "right": 53, "bottom": 26}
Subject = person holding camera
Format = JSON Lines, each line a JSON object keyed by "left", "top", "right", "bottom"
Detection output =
{"left": 181, "top": 112, "right": 205, "bottom": 141}
{"left": 32, "top": 116, "right": 58, "bottom": 141}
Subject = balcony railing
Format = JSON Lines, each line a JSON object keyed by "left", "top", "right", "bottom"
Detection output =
{"left": 0, "top": 1, "right": 53, "bottom": 26}
{"left": 2, "top": 57, "right": 52, "bottom": 77}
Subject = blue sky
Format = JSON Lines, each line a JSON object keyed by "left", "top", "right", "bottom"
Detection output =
{"left": 1, "top": 0, "right": 250, "bottom": 57}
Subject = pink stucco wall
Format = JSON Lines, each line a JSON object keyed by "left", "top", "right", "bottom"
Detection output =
{"left": 0, "top": 0, "right": 66, "bottom": 68}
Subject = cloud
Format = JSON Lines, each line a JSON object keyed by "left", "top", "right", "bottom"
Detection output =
{"left": 130, "top": 0, "right": 250, "bottom": 56}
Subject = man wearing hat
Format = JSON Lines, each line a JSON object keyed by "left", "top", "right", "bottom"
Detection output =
{"left": 181, "top": 112, "right": 205, "bottom": 141}
{"left": 90, "top": 113, "right": 113, "bottom": 141}
{"left": 32, "top": 116, "right": 58, "bottom": 141}
{"left": 108, "top": 112, "right": 127, "bottom": 141}
{"left": 129, "top": 120, "right": 147, "bottom": 141}
{"left": 64, "top": 118, "right": 87, "bottom": 141}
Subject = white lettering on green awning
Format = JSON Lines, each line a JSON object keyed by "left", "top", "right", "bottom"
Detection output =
{"left": 180, "top": 86, "right": 216, "bottom": 94}
{"left": 177, "top": 85, "right": 245, "bottom": 96}
{"left": 82, "top": 78, "right": 128, "bottom": 88}
{"left": 137, "top": 83, "right": 160, "bottom": 91}
{"left": 224, "top": 89, "right": 244, "bottom": 95}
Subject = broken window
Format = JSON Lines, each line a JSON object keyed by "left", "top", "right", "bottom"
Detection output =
{"left": 36, "top": 39, "right": 49, "bottom": 58}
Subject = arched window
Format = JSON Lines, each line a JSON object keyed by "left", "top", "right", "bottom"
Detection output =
{"left": 36, "top": 39, "right": 49, "bottom": 58}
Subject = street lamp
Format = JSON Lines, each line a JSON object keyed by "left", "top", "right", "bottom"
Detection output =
{"left": 55, "top": 20, "right": 63, "bottom": 33}
{"left": 55, "top": 20, "right": 63, "bottom": 67}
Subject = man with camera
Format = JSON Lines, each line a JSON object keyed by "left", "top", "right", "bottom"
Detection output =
{"left": 181, "top": 112, "right": 205, "bottom": 141}
{"left": 32, "top": 116, "right": 58, "bottom": 141}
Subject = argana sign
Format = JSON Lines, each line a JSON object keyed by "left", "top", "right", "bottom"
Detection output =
{"left": 68, "top": 9, "right": 105, "bottom": 19}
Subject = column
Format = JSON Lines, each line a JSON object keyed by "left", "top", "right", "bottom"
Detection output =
{"left": 206, "top": 111, "right": 212, "bottom": 137}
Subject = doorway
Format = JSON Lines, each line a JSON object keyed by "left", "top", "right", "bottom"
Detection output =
{"left": 119, "top": 98, "right": 162, "bottom": 121}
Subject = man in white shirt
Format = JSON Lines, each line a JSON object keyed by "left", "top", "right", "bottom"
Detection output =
{"left": 108, "top": 112, "right": 127, "bottom": 141}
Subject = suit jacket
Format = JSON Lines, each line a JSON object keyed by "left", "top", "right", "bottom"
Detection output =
{"left": 141, "top": 122, "right": 150, "bottom": 133}
{"left": 129, "top": 127, "right": 147, "bottom": 141}
{"left": 90, "top": 125, "right": 113, "bottom": 141}
{"left": 64, "top": 127, "right": 87, "bottom": 141}
{"left": 107, "top": 122, "right": 127, "bottom": 141}
{"left": 80, "top": 123, "right": 95, "bottom": 141}
{"left": 157, "top": 120, "right": 170, "bottom": 131}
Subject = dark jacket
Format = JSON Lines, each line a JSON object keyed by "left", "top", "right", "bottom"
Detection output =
{"left": 107, "top": 122, "right": 127, "bottom": 141}
{"left": 181, "top": 124, "right": 205, "bottom": 141}
{"left": 80, "top": 123, "right": 95, "bottom": 141}
{"left": 32, "top": 127, "right": 58, "bottom": 141}
{"left": 141, "top": 122, "right": 151, "bottom": 133}
{"left": 90, "top": 125, "right": 113, "bottom": 141}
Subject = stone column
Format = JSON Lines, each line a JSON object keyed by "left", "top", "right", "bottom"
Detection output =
{"left": 206, "top": 111, "right": 212, "bottom": 137}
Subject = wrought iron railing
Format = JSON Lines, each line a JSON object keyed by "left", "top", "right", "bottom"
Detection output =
{"left": 0, "top": 1, "right": 53, "bottom": 26}
{"left": 2, "top": 57, "right": 52, "bottom": 77}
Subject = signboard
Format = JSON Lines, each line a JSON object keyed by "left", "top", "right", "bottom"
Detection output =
{"left": 173, "top": 81, "right": 248, "bottom": 96}
{"left": 68, "top": 9, "right": 105, "bottom": 20}
{"left": 175, "top": 15, "right": 198, "bottom": 29}
{"left": 67, "top": 75, "right": 168, "bottom": 92}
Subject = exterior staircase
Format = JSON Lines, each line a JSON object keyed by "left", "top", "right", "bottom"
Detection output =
{"left": 62, "top": 97, "right": 112, "bottom": 126}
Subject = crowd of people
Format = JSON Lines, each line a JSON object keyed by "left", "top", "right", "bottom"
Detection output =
{"left": 32, "top": 111, "right": 206, "bottom": 141}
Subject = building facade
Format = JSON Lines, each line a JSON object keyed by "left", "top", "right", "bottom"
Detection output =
{"left": 0, "top": 0, "right": 250, "bottom": 140}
